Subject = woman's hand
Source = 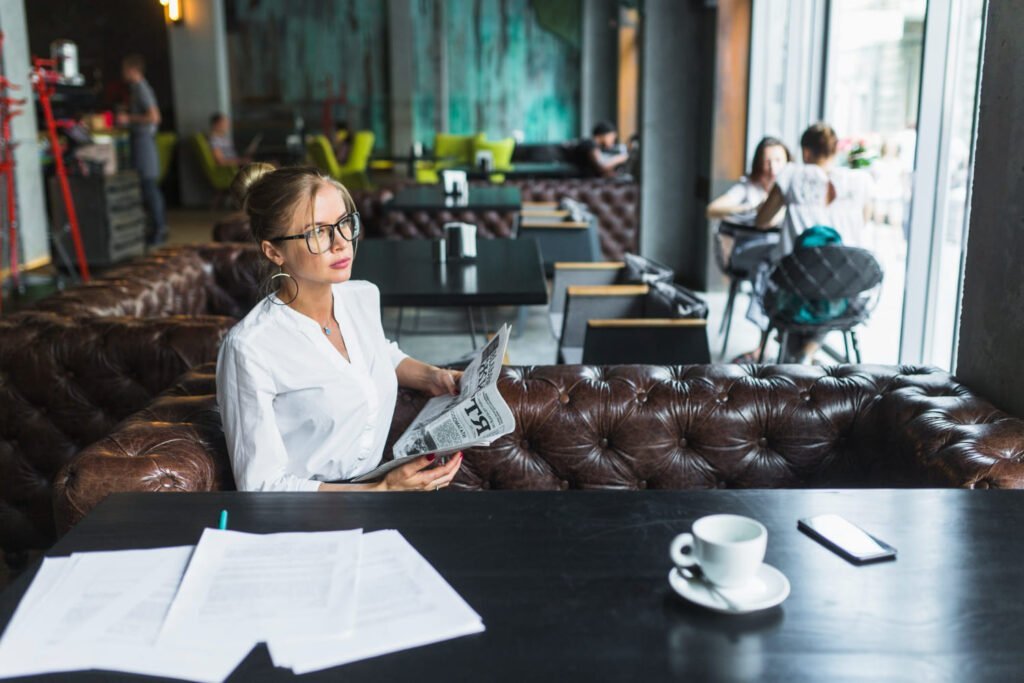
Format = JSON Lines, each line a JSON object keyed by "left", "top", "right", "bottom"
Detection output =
{"left": 378, "top": 452, "right": 464, "bottom": 491}
{"left": 426, "top": 367, "right": 462, "bottom": 397}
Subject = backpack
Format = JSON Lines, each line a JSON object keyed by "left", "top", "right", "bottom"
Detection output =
{"left": 772, "top": 226, "right": 850, "bottom": 324}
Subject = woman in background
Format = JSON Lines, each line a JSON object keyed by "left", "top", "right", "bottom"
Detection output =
{"left": 707, "top": 137, "right": 791, "bottom": 225}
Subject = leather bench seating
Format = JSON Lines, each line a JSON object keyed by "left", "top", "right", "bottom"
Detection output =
{"left": 212, "top": 186, "right": 397, "bottom": 242}
{"left": 376, "top": 178, "right": 638, "bottom": 261}
{"left": 54, "top": 363, "right": 1024, "bottom": 533}
{"left": 33, "top": 244, "right": 263, "bottom": 319}
{"left": 212, "top": 179, "right": 637, "bottom": 261}
{"left": 0, "top": 313, "right": 233, "bottom": 562}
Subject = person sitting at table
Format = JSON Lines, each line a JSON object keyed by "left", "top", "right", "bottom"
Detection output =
{"left": 208, "top": 112, "right": 250, "bottom": 167}
{"left": 217, "top": 162, "right": 464, "bottom": 492}
{"left": 332, "top": 119, "right": 352, "bottom": 165}
{"left": 707, "top": 136, "right": 791, "bottom": 225}
{"left": 580, "top": 121, "right": 629, "bottom": 177}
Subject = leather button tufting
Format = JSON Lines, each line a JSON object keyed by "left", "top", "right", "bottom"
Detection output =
{"left": 481, "top": 481, "right": 491, "bottom": 490}
{"left": 758, "top": 437, "right": 768, "bottom": 447}
{"left": 559, "top": 393, "right": 570, "bottom": 405}
{"left": 679, "top": 437, "right": 688, "bottom": 448}
{"left": 599, "top": 438, "right": 609, "bottom": 448}
{"left": 638, "top": 480, "right": 648, "bottom": 489}
{"left": 717, "top": 481, "right": 727, "bottom": 489}
{"left": 559, "top": 480, "right": 570, "bottom": 490}
{"left": 520, "top": 439, "right": 530, "bottom": 450}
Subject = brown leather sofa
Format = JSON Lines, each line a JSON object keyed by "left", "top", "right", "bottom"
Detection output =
{"left": 0, "top": 313, "right": 233, "bottom": 563}
{"left": 33, "top": 244, "right": 263, "bottom": 319}
{"left": 212, "top": 186, "right": 397, "bottom": 242}
{"left": 54, "top": 363, "right": 1024, "bottom": 533}
{"left": 214, "top": 180, "right": 639, "bottom": 261}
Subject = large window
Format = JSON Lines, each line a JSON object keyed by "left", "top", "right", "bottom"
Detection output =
{"left": 746, "top": 0, "right": 987, "bottom": 369}
{"left": 824, "top": 0, "right": 925, "bottom": 364}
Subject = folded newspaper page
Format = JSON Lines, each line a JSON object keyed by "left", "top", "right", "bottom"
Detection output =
{"left": 352, "top": 325, "right": 515, "bottom": 483}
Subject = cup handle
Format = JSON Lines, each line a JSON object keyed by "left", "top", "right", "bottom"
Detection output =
{"left": 670, "top": 533, "right": 697, "bottom": 568}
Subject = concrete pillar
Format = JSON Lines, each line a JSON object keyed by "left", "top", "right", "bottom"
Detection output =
{"left": 580, "top": 0, "right": 618, "bottom": 136}
{"left": 955, "top": 2, "right": 1024, "bottom": 416}
{"left": 387, "top": 0, "right": 415, "bottom": 156}
{"left": 167, "top": 0, "right": 231, "bottom": 207}
{"left": 0, "top": 0, "right": 48, "bottom": 271}
{"left": 638, "top": 0, "right": 716, "bottom": 289}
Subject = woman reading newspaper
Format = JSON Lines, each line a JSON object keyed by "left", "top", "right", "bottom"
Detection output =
{"left": 216, "top": 163, "right": 464, "bottom": 491}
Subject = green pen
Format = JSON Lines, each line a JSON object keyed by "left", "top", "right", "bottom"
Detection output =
{"left": 218, "top": 509, "right": 229, "bottom": 530}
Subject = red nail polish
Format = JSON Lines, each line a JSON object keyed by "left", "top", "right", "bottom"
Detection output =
{"left": 426, "top": 453, "right": 436, "bottom": 462}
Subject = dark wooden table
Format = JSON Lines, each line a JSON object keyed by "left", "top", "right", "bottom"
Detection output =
{"left": 386, "top": 185, "right": 522, "bottom": 213}
{"left": 352, "top": 238, "right": 547, "bottom": 308}
{"left": 3, "top": 490, "right": 1023, "bottom": 681}
{"left": 450, "top": 162, "right": 581, "bottom": 180}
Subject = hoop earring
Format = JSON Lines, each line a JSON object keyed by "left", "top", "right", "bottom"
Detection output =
{"left": 268, "top": 269, "right": 298, "bottom": 306}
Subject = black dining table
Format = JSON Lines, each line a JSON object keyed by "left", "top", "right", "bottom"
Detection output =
{"left": 351, "top": 237, "right": 547, "bottom": 308}
{"left": 2, "top": 489, "right": 1023, "bottom": 681}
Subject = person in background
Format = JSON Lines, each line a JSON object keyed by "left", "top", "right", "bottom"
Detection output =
{"left": 753, "top": 122, "right": 874, "bottom": 362}
{"left": 755, "top": 122, "right": 874, "bottom": 256}
{"left": 707, "top": 137, "right": 791, "bottom": 225}
{"left": 581, "top": 121, "right": 629, "bottom": 177}
{"left": 711, "top": 137, "right": 791, "bottom": 364}
{"left": 332, "top": 119, "right": 351, "bottom": 165}
{"left": 117, "top": 54, "right": 165, "bottom": 246}
{"left": 208, "top": 112, "right": 251, "bottom": 167}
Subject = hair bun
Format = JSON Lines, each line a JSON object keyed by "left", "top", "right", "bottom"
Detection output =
{"left": 230, "top": 162, "right": 276, "bottom": 208}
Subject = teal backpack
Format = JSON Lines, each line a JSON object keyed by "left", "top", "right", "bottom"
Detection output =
{"left": 773, "top": 226, "right": 850, "bottom": 324}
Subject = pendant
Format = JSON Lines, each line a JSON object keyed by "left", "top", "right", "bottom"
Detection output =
{"left": 323, "top": 326, "right": 331, "bottom": 336}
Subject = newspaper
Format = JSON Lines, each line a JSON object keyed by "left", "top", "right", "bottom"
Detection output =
{"left": 351, "top": 324, "right": 515, "bottom": 483}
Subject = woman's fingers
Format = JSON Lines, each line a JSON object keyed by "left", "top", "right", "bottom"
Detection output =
{"left": 407, "top": 452, "right": 464, "bottom": 489}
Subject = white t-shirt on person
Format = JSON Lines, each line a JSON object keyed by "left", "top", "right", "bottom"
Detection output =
{"left": 216, "top": 280, "right": 408, "bottom": 491}
{"left": 716, "top": 176, "right": 769, "bottom": 226}
{"left": 773, "top": 163, "right": 874, "bottom": 256}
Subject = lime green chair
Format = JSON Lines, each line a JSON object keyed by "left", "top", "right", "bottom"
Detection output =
{"left": 156, "top": 131, "right": 177, "bottom": 185}
{"left": 415, "top": 132, "right": 485, "bottom": 184}
{"left": 338, "top": 130, "right": 374, "bottom": 189}
{"left": 191, "top": 133, "right": 237, "bottom": 208}
{"left": 473, "top": 136, "right": 515, "bottom": 183}
{"left": 307, "top": 132, "right": 375, "bottom": 190}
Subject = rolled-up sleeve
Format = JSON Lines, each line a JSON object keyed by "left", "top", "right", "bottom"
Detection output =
{"left": 216, "top": 337, "right": 322, "bottom": 492}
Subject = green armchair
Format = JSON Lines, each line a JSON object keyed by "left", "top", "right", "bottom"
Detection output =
{"left": 191, "top": 133, "right": 237, "bottom": 208}
{"left": 306, "top": 131, "right": 375, "bottom": 190}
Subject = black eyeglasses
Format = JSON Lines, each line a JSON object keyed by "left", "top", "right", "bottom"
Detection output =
{"left": 270, "top": 212, "right": 361, "bottom": 254}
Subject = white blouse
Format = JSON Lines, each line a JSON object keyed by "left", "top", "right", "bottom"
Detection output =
{"left": 216, "top": 280, "right": 407, "bottom": 492}
{"left": 717, "top": 176, "right": 769, "bottom": 226}
{"left": 773, "top": 164, "right": 875, "bottom": 257}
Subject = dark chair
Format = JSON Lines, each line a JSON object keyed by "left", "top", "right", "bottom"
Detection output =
{"left": 515, "top": 211, "right": 601, "bottom": 277}
{"left": 549, "top": 253, "right": 674, "bottom": 340}
{"left": 559, "top": 280, "right": 709, "bottom": 365}
{"left": 713, "top": 222, "right": 780, "bottom": 357}
{"left": 757, "top": 245, "right": 884, "bottom": 363}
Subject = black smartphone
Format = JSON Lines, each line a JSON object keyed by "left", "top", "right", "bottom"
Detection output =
{"left": 797, "top": 514, "right": 897, "bottom": 564}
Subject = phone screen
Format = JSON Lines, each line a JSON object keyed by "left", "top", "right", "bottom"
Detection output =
{"left": 798, "top": 514, "right": 896, "bottom": 562}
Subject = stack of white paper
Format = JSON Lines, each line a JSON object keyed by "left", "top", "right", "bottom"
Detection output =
{"left": 0, "top": 529, "right": 484, "bottom": 682}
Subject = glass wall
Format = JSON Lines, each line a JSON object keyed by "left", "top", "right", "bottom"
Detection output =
{"left": 824, "top": 0, "right": 926, "bottom": 364}
{"left": 923, "top": 0, "right": 986, "bottom": 369}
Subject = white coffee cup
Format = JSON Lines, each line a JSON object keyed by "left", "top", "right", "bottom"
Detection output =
{"left": 670, "top": 514, "right": 767, "bottom": 588}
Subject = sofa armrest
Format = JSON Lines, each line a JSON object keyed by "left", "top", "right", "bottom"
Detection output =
{"left": 52, "top": 367, "right": 232, "bottom": 535}
{"left": 873, "top": 371, "right": 1024, "bottom": 488}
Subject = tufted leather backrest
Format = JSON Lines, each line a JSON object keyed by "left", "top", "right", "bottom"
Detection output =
{"left": 55, "top": 363, "right": 1024, "bottom": 533}
{"left": 509, "top": 179, "right": 638, "bottom": 260}
{"left": 376, "top": 179, "right": 638, "bottom": 261}
{"left": 0, "top": 314, "right": 234, "bottom": 559}
{"left": 33, "top": 244, "right": 263, "bottom": 320}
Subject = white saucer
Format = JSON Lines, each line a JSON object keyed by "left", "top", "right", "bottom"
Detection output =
{"left": 668, "top": 564, "right": 790, "bottom": 614}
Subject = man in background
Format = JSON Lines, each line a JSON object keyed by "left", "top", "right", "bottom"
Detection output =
{"left": 579, "top": 121, "right": 629, "bottom": 177}
{"left": 117, "top": 54, "right": 165, "bottom": 246}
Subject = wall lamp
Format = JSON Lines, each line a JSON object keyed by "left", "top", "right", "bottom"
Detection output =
{"left": 159, "top": 0, "right": 183, "bottom": 25}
